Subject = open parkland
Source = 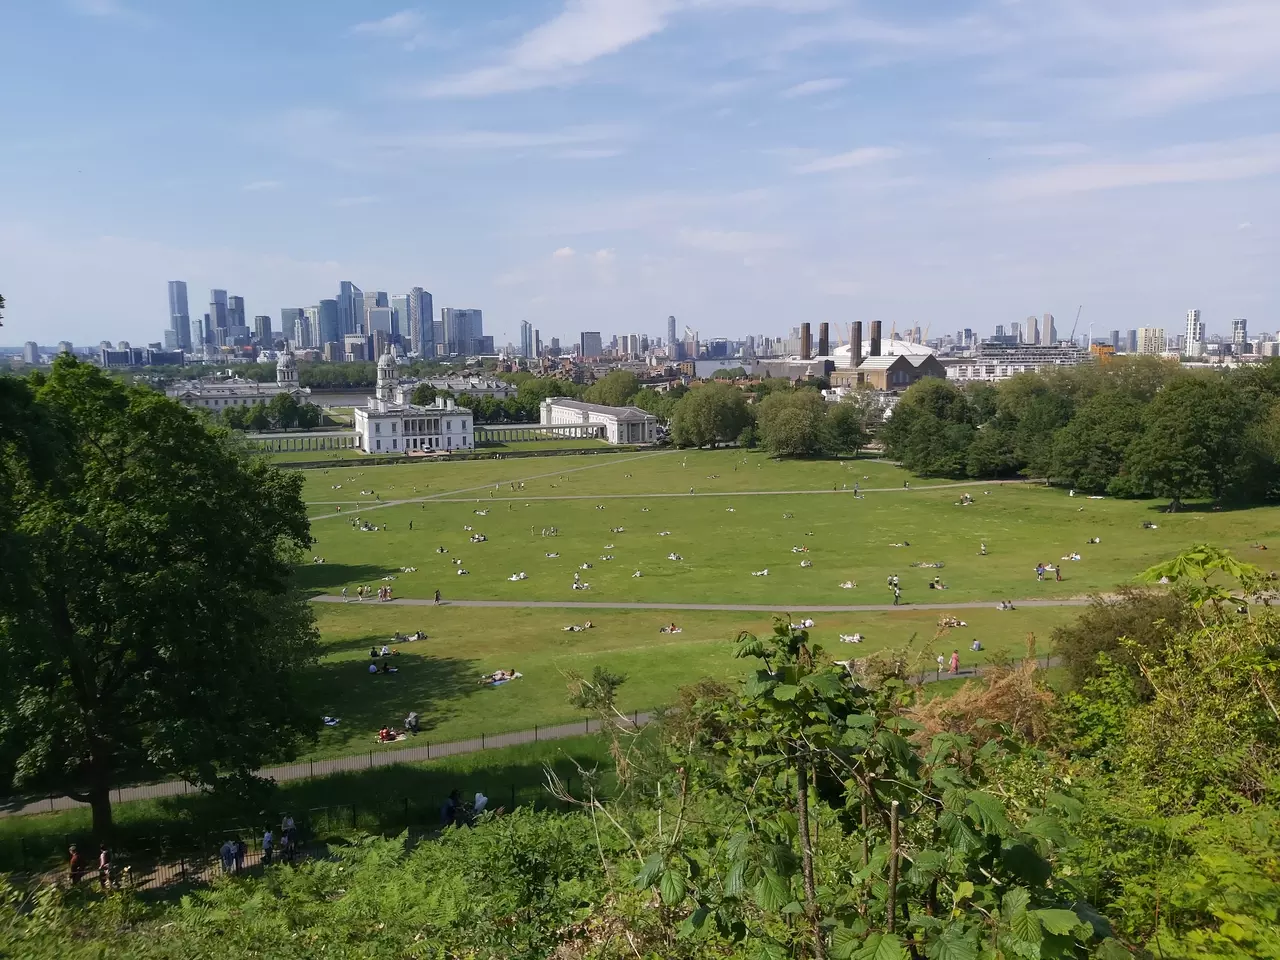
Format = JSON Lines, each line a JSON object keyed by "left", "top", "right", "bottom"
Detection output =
{"left": 292, "top": 446, "right": 1280, "bottom": 756}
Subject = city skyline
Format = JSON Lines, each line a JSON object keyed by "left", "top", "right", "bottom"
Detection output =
{"left": 1, "top": 1, "right": 1277, "bottom": 346}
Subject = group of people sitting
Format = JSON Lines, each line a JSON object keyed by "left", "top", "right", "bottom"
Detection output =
{"left": 508, "top": 571, "right": 527, "bottom": 581}
{"left": 368, "top": 660, "right": 398, "bottom": 674}
{"left": 927, "top": 577, "right": 948, "bottom": 590}
{"left": 377, "top": 726, "right": 405, "bottom": 743}
{"left": 751, "top": 569, "right": 769, "bottom": 577}
{"left": 911, "top": 561, "right": 945, "bottom": 569}
{"left": 790, "top": 618, "right": 816, "bottom": 630}
{"left": 563, "top": 621, "right": 595, "bottom": 632}
{"left": 995, "top": 600, "right": 1017, "bottom": 611}
{"left": 659, "top": 623, "right": 682, "bottom": 634}
{"left": 370, "top": 644, "right": 400, "bottom": 658}
{"left": 938, "top": 616, "right": 967, "bottom": 628}
{"left": 800, "top": 559, "right": 813, "bottom": 568}
{"left": 667, "top": 553, "right": 683, "bottom": 561}
{"left": 470, "top": 533, "right": 487, "bottom": 543}
{"left": 393, "top": 630, "right": 426, "bottom": 642}
{"left": 838, "top": 580, "right": 855, "bottom": 589}
{"left": 478, "top": 669, "right": 522, "bottom": 685}
{"left": 791, "top": 545, "right": 810, "bottom": 554}
{"left": 839, "top": 633, "right": 863, "bottom": 644}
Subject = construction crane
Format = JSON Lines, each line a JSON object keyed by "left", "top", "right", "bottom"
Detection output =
{"left": 1068, "top": 305, "right": 1083, "bottom": 343}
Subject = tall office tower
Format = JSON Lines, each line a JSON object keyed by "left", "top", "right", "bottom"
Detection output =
{"left": 1023, "top": 316, "right": 1037, "bottom": 344}
{"left": 58, "top": 341, "right": 73, "bottom": 355}
{"left": 1232, "top": 318, "right": 1248, "bottom": 344}
{"left": 1010, "top": 321, "right": 1021, "bottom": 343}
{"left": 390, "top": 294, "right": 409, "bottom": 340}
{"left": 1042, "top": 313, "right": 1056, "bottom": 345}
{"left": 189, "top": 316, "right": 206, "bottom": 355}
{"left": 994, "top": 324, "right": 1005, "bottom": 338}
{"left": 1137, "top": 327, "right": 1166, "bottom": 355}
{"left": 640, "top": 334, "right": 649, "bottom": 353}
{"left": 1185, "top": 309, "right": 1206, "bottom": 356}
{"left": 433, "top": 319, "right": 444, "bottom": 348}
{"left": 628, "top": 333, "right": 640, "bottom": 357}
{"left": 253, "top": 315, "right": 272, "bottom": 343}
{"left": 22, "top": 341, "right": 39, "bottom": 364}
{"left": 209, "top": 289, "right": 229, "bottom": 331}
{"left": 441, "top": 308, "right": 483, "bottom": 355}
{"left": 167, "top": 281, "right": 191, "bottom": 350}
{"left": 303, "top": 307, "right": 320, "bottom": 348}
{"left": 1110, "top": 330, "right": 1121, "bottom": 350}
{"left": 667, "top": 315, "right": 677, "bottom": 350}
{"left": 362, "top": 292, "right": 389, "bottom": 334}
{"left": 535, "top": 329, "right": 542, "bottom": 356}
{"left": 407, "top": 288, "right": 434, "bottom": 357}
{"left": 580, "top": 331, "right": 603, "bottom": 358}
{"left": 317, "top": 299, "right": 341, "bottom": 349}
{"left": 366, "top": 306, "right": 394, "bottom": 335}
{"left": 520, "top": 320, "right": 534, "bottom": 359}
{"left": 337, "top": 281, "right": 362, "bottom": 336}
{"left": 1127, "top": 329, "right": 1138, "bottom": 353}
{"left": 227, "top": 295, "right": 246, "bottom": 331}
{"left": 280, "top": 308, "right": 304, "bottom": 344}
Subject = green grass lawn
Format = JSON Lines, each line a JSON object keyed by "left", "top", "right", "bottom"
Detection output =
{"left": 295, "top": 603, "right": 1068, "bottom": 761}
{"left": 299, "top": 478, "right": 1280, "bottom": 607}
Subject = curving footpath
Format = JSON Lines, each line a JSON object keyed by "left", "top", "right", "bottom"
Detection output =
{"left": 0, "top": 657, "right": 1058, "bottom": 819}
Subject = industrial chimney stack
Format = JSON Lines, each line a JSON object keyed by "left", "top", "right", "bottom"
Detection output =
{"left": 817, "top": 322, "right": 829, "bottom": 358}
{"left": 870, "top": 320, "right": 882, "bottom": 357}
{"left": 800, "top": 322, "right": 812, "bottom": 360}
{"left": 851, "top": 321, "right": 863, "bottom": 368}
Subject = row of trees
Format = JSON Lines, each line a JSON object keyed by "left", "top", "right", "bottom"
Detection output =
{"left": 881, "top": 356, "right": 1280, "bottom": 506}
{"left": 666, "top": 382, "right": 877, "bottom": 458}
{"left": 217, "top": 393, "right": 324, "bottom": 431}
{"left": 0, "top": 358, "right": 320, "bottom": 837}
{"left": 11, "top": 550, "right": 1273, "bottom": 956}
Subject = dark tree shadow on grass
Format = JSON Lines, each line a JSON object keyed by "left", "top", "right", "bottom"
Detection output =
{"left": 294, "top": 563, "right": 397, "bottom": 595}
{"left": 300, "top": 653, "right": 480, "bottom": 743}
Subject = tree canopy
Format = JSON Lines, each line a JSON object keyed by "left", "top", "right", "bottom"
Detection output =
{"left": 0, "top": 358, "right": 320, "bottom": 837}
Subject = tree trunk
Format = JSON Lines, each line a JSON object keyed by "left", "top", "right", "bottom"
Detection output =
{"left": 794, "top": 757, "right": 826, "bottom": 960}
{"left": 89, "top": 783, "right": 114, "bottom": 841}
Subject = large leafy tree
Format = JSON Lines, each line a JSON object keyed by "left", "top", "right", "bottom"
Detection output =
{"left": 670, "top": 383, "right": 751, "bottom": 448}
{"left": 757, "top": 389, "right": 828, "bottom": 458}
{"left": 1049, "top": 393, "right": 1143, "bottom": 493}
{"left": 0, "top": 357, "right": 320, "bottom": 837}
{"left": 583, "top": 370, "right": 640, "bottom": 407}
{"left": 1123, "top": 377, "right": 1261, "bottom": 507}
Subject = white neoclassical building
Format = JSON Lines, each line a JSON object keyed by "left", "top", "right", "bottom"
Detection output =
{"left": 166, "top": 351, "right": 310, "bottom": 411}
{"left": 354, "top": 348, "right": 475, "bottom": 455}
{"left": 540, "top": 397, "right": 658, "bottom": 445}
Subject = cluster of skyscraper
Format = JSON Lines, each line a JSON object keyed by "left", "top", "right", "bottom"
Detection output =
{"left": 166, "top": 281, "right": 488, "bottom": 360}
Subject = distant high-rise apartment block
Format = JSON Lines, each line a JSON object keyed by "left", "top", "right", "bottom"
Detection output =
{"left": 580, "top": 331, "right": 603, "bottom": 358}
{"left": 1136, "top": 327, "right": 1166, "bottom": 355}
{"left": 22, "top": 341, "right": 39, "bottom": 364}
{"left": 994, "top": 324, "right": 1005, "bottom": 338}
{"left": 253, "top": 315, "right": 272, "bottom": 343}
{"left": 302, "top": 307, "right": 320, "bottom": 349}
{"left": 520, "top": 320, "right": 534, "bottom": 359}
{"left": 1126, "top": 329, "right": 1138, "bottom": 353}
{"left": 58, "top": 341, "right": 74, "bottom": 355}
{"left": 1185, "top": 309, "right": 1205, "bottom": 356}
{"left": 1010, "top": 321, "right": 1021, "bottom": 343}
{"left": 1232, "top": 318, "right": 1248, "bottom": 344}
{"left": 667, "top": 315, "right": 677, "bottom": 351}
{"left": 408, "top": 288, "right": 434, "bottom": 358}
{"left": 1042, "top": 313, "right": 1056, "bottom": 345}
{"left": 1110, "top": 330, "right": 1121, "bottom": 350}
{"left": 168, "top": 281, "right": 191, "bottom": 351}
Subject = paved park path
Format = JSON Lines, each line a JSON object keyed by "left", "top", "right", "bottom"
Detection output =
{"left": 313, "top": 596, "right": 1090, "bottom": 613}
{"left": 0, "top": 658, "right": 1057, "bottom": 819}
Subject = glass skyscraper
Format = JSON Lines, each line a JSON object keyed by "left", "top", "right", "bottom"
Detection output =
{"left": 167, "top": 280, "right": 190, "bottom": 351}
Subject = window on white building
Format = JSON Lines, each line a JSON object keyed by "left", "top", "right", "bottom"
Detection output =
{"left": 375, "top": 422, "right": 381, "bottom": 434}
{"left": 376, "top": 439, "right": 381, "bottom": 451}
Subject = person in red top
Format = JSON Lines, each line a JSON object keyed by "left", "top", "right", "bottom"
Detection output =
{"left": 68, "top": 845, "right": 84, "bottom": 885}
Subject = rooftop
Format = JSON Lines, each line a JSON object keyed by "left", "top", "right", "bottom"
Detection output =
{"left": 544, "top": 397, "right": 656, "bottom": 421}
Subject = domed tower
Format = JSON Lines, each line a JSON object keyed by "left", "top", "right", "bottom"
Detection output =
{"left": 376, "top": 346, "right": 399, "bottom": 402}
{"left": 276, "top": 349, "right": 298, "bottom": 387}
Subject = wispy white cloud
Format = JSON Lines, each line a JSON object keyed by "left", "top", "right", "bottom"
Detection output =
{"left": 350, "top": 9, "right": 439, "bottom": 50}
{"left": 351, "top": 10, "right": 423, "bottom": 37}
{"left": 242, "top": 180, "right": 281, "bottom": 192}
{"left": 419, "top": 0, "right": 676, "bottom": 97}
{"left": 552, "top": 246, "right": 576, "bottom": 259}
{"left": 997, "top": 136, "right": 1280, "bottom": 200}
{"left": 792, "top": 146, "right": 901, "bottom": 174}
{"left": 781, "top": 77, "right": 847, "bottom": 98}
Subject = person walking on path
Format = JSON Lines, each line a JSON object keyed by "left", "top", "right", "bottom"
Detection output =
{"left": 68, "top": 844, "right": 84, "bottom": 885}
{"left": 893, "top": 585, "right": 901, "bottom": 606}
{"left": 262, "top": 829, "right": 274, "bottom": 866}
{"left": 98, "top": 844, "right": 112, "bottom": 889}
{"left": 434, "top": 589, "right": 442, "bottom": 604}
{"left": 950, "top": 650, "right": 960, "bottom": 675}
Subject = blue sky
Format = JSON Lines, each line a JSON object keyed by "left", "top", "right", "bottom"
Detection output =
{"left": 1, "top": 0, "right": 1277, "bottom": 348}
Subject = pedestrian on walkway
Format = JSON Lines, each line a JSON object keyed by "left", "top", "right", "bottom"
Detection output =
{"left": 262, "top": 829, "right": 274, "bottom": 866}
{"left": 950, "top": 650, "right": 960, "bottom": 675}
{"left": 234, "top": 838, "right": 246, "bottom": 873}
{"left": 68, "top": 844, "right": 84, "bottom": 885}
{"left": 220, "top": 839, "right": 235, "bottom": 874}
{"left": 98, "top": 844, "right": 112, "bottom": 889}
{"left": 893, "top": 585, "right": 901, "bottom": 606}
